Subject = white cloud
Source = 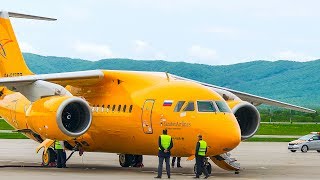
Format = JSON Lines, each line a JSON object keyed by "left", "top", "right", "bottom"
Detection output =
{"left": 73, "top": 42, "right": 114, "bottom": 61}
{"left": 274, "top": 50, "right": 317, "bottom": 62}
{"left": 188, "top": 45, "right": 218, "bottom": 64}
{"left": 133, "top": 40, "right": 150, "bottom": 53}
{"left": 19, "top": 42, "right": 38, "bottom": 54}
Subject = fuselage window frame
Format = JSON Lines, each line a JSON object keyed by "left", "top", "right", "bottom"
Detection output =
{"left": 174, "top": 101, "right": 186, "bottom": 112}
{"left": 196, "top": 100, "right": 217, "bottom": 113}
{"left": 183, "top": 101, "right": 195, "bottom": 112}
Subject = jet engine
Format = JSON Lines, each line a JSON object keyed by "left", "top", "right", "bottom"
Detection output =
{"left": 209, "top": 88, "right": 260, "bottom": 140}
{"left": 26, "top": 96, "right": 92, "bottom": 140}
{"left": 227, "top": 100, "right": 260, "bottom": 140}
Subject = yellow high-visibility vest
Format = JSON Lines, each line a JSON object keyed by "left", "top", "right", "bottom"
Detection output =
{"left": 159, "top": 135, "right": 172, "bottom": 150}
{"left": 198, "top": 140, "right": 207, "bottom": 156}
{"left": 55, "top": 141, "right": 63, "bottom": 150}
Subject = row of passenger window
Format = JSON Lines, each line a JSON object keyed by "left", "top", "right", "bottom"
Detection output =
{"left": 173, "top": 100, "right": 231, "bottom": 113}
{"left": 91, "top": 104, "right": 133, "bottom": 113}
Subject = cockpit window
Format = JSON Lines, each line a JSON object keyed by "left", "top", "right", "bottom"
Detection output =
{"left": 183, "top": 101, "right": 195, "bottom": 111}
{"left": 215, "top": 101, "right": 231, "bottom": 113}
{"left": 197, "top": 101, "right": 216, "bottom": 112}
{"left": 174, "top": 101, "right": 185, "bottom": 112}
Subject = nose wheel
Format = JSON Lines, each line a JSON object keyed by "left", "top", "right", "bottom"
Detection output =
{"left": 194, "top": 162, "right": 212, "bottom": 175}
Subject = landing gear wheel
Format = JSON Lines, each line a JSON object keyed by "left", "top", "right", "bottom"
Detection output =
{"left": 301, "top": 145, "right": 308, "bottom": 153}
{"left": 193, "top": 162, "right": 212, "bottom": 175}
{"left": 42, "top": 148, "right": 56, "bottom": 167}
{"left": 133, "top": 155, "right": 144, "bottom": 167}
{"left": 290, "top": 150, "right": 296, "bottom": 152}
{"left": 119, "top": 154, "right": 133, "bottom": 167}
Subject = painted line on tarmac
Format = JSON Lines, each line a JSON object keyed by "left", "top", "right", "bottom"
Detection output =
{"left": 253, "top": 135, "right": 300, "bottom": 138}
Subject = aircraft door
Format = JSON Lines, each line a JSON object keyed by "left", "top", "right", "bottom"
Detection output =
{"left": 141, "top": 99, "right": 155, "bottom": 134}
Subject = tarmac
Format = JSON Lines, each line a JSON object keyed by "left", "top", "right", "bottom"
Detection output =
{"left": 0, "top": 140, "right": 319, "bottom": 179}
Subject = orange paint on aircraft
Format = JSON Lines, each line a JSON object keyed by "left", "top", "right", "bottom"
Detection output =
{"left": 0, "top": 13, "right": 241, "bottom": 158}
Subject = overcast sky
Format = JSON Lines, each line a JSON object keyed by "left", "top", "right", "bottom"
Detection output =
{"left": 2, "top": 0, "right": 320, "bottom": 65}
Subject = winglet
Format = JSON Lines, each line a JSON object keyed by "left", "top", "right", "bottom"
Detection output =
{"left": 0, "top": 11, "right": 56, "bottom": 21}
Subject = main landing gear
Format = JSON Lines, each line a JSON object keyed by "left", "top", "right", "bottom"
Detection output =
{"left": 119, "top": 154, "right": 144, "bottom": 167}
{"left": 42, "top": 148, "right": 56, "bottom": 167}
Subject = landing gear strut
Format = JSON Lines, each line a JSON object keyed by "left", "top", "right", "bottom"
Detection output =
{"left": 119, "top": 154, "right": 143, "bottom": 167}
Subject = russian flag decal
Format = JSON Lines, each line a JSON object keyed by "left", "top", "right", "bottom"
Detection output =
{"left": 163, "top": 100, "right": 173, "bottom": 106}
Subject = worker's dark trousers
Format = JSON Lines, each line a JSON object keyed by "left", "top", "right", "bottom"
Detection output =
{"left": 157, "top": 156, "right": 170, "bottom": 178}
{"left": 56, "top": 149, "right": 66, "bottom": 168}
{"left": 196, "top": 156, "right": 209, "bottom": 177}
{"left": 171, "top": 157, "right": 181, "bottom": 167}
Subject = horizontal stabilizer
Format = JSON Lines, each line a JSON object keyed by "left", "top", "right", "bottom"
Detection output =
{"left": 0, "top": 11, "right": 56, "bottom": 21}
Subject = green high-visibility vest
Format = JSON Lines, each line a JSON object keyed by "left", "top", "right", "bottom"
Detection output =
{"left": 55, "top": 141, "right": 63, "bottom": 150}
{"left": 198, "top": 140, "right": 207, "bottom": 156}
{"left": 159, "top": 135, "right": 172, "bottom": 150}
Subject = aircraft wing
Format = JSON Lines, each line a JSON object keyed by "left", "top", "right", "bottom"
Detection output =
{"left": 0, "top": 70, "right": 104, "bottom": 87}
{"left": 170, "top": 74, "right": 316, "bottom": 113}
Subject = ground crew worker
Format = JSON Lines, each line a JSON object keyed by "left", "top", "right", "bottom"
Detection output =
{"left": 155, "top": 129, "right": 173, "bottom": 179}
{"left": 195, "top": 134, "right": 209, "bottom": 179}
{"left": 171, "top": 157, "right": 182, "bottom": 168}
{"left": 54, "top": 140, "right": 67, "bottom": 168}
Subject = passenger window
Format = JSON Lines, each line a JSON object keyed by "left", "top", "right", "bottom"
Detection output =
{"left": 197, "top": 101, "right": 216, "bottom": 112}
{"left": 313, "top": 136, "right": 320, "bottom": 140}
{"left": 112, "top": 105, "right": 116, "bottom": 112}
{"left": 174, "top": 101, "right": 185, "bottom": 112}
{"left": 106, "top": 105, "right": 110, "bottom": 112}
{"left": 183, "top": 101, "right": 195, "bottom": 111}
{"left": 129, "top": 105, "right": 133, "bottom": 113}
{"left": 118, "top": 105, "right": 122, "bottom": 112}
{"left": 102, "top": 105, "right": 105, "bottom": 112}
{"left": 96, "top": 105, "right": 100, "bottom": 112}
{"left": 215, "top": 101, "right": 231, "bottom": 113}
{"left": 123, "top": 105, "right": 127, "bottom": 112}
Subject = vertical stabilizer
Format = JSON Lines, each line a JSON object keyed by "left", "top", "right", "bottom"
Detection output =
{"left": 0, "top": 11, "right": 56, "bottom": 77}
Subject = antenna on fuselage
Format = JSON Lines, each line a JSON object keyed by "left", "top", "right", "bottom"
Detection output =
{"left": 165, "top": 72, "right": 170, "bottom": 82}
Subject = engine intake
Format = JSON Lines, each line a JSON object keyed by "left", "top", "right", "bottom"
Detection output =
{"left": 232, "top": 102, "right": 260, "bottom": 140}
{"left": 56, "top": 97, "right": 92, "bottom": 137}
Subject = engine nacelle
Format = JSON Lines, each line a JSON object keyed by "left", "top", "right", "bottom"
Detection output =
{"left": 26, "top": 96, "right": 92, "bottom": 140}
{"left": 208, "top": 87, "right": 260, "bottom": 140}
{"left": 227, "top": 100, "right": 260, "bottom": 140}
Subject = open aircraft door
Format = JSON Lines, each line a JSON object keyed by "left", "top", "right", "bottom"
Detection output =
{"left": 141, "top": 99, "right": 155, "bottom": 134}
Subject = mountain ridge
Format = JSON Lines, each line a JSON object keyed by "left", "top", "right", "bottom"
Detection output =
{"left": 23, "top": 53, "right": 320, "bottom": 108}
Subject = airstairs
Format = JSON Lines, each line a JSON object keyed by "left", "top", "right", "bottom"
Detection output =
{"left": 210, "top": 152, "right": 240, "bottom": 174}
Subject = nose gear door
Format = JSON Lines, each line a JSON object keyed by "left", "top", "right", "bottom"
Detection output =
{"left": 141, "top": 99, "right": 155, "bottom": 134}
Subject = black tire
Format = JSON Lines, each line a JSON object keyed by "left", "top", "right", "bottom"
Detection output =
{"left": 193, "top": 162, "right": 212, "bottom": 175}
{"left": 132, "top": 155, "right": 143, "bottom": 167}
{"left": 301, "top": 145, "right": 308, "bottom": 153}
{"left": 42, "top": 148, "right": 56, "bottom": 166}
{"left": 290, "top": 150, "right": 296, "bottom": 152}
{"left": 119, "top": 154, "right": 134, "bottom": 167}
{"left": 206, "top": 162, "right": 212, "bottom": 175}
{"left": 317, "top": 150, "right": 320, "bottom": 153}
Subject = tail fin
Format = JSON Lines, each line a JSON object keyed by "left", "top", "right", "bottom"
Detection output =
{"left": 0, "top": 11, "right": 56, "bottom": 77}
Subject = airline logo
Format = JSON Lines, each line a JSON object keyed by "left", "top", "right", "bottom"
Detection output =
{"left": 163, "top": 100, "right": 173, "bottom": 106}
{"left": 0, "top": 39, "right": 13, "bottom": 58}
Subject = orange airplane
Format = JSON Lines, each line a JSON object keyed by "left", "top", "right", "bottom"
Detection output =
{"left": 0, "top": 11, "right": 315, "bottom": 174}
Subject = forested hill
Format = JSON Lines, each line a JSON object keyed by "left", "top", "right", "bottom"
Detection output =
{"left": 23, "top": 53, "right": 320, "bottom": 108}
